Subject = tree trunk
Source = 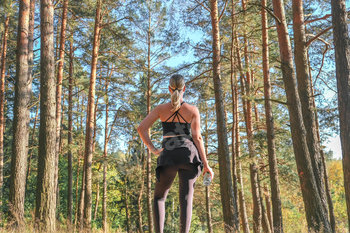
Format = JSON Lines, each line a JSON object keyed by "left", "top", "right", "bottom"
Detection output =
{"left": 67, "top": 36, "right": 74, "bottom": 227}
{"left": 35, "top": 0, "right": 56, "bottom": 231}
{"left": 146, "top": 15, "right": 154, "bottom": 233}
{"left": 0, "top": 11, "right": 9, "bottom": 206}
{"left": 137, "top": 149, "right": 145, "bottom": 233}
{"left": 330, "top": 0, "right": 350, "bottom": 228}
{"left": 292, "top": 0, "right": 329, "bottom": 221}
{"left": 55, "top": 0, "right": 68, "bottom": 214}
{"left": 230, "top": 3, "right": 240, "bottom": 230}
{"left": 233, "top": 24, "right": 250, "bottom": 233}
{"left": 125, "top": 180, "right": 130, "bottom": 233}
{"left": 74, "top": 138, "right": 83, "bottom": 229}
{"left": 307, "top": 54, "right": 336, "bottom": 232}
{"left": 78, "top": 154, "right": 86, "bottom": 230}
{"left": 102, "top": 81, "right": 109, "bottom": 231}
{"left": 9, "top": 0, "right": 31, "bottom": 227}
{"left": 0, "top": 13, "right": 10, "bottom": 204}
{"left": 258, "top": 178, "right": 271, "bottom": 233}
{"left": 261, "top": 0, "right": 283, "bottom": 230}
{"left": 209, "top": 1, "right": 238, "bottom": 231}
{"left": 271, "top": 0, "right": 331, "bottom": 231}
{"left": 83, "top": 0, "right": 102, "bottom": 230}
{"left": 204, "top": 110, "right": 213, "bottom": 233}
{"left": 264, "top": 186, "right": 274, "bottom": 233}
{"left": 26, "top": 98, "right": 39, "bottom": 191}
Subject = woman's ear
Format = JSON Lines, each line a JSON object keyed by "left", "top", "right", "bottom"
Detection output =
{"left": 183, "top": 85, "right": 186, "bottom": 92}
{"left": 168, "top": 86, "right": 173, "bottom": 93}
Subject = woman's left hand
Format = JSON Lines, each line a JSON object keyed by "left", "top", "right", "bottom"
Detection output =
{"left": 151, "top": 147, "right": 164, "bottom": 156}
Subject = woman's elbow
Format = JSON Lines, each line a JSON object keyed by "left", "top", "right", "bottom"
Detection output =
{"left": 192, "top": 135, "right": 202, "bottom": 142}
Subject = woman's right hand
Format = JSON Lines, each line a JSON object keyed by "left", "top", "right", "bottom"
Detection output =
{"left": 203, "top": 164, "right": 214, "bottom": 180}
{"left": 151, "top": 147, "right": 164, "bottom": 156}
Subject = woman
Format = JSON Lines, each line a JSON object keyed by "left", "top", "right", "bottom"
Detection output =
{"left": 137, "top": 74, "right": 213, "bottom": 233}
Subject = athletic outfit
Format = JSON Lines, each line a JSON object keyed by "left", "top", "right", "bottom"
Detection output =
{"left": 153, "top": 101, "right": 203, "bottom": 233}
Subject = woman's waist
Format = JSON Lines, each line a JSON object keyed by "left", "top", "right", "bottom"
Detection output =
{"left": 161, "top": 135, "right": 196, "bottom": 150}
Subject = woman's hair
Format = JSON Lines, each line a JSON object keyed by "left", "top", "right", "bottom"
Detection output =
{"left": 169, "top": 74, "right": 185, "bottom": 112}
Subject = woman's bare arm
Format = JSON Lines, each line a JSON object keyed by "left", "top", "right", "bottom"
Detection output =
{"left": 137, "top": 105, "right": 162, "bottom": 154}
{"left": 191, "top": 106, "right": 213, "bottom": 178}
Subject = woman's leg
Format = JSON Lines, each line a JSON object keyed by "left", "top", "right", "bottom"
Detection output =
{"left": 153, "top": 165, "right": 178, "bottom": 233}
{"left": 178, "top": 163, "right": 199, "bottom": 233}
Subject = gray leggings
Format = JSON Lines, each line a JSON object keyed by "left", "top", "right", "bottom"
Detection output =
{"left": 153, "top": 163, "right": 198, "bottom": 233}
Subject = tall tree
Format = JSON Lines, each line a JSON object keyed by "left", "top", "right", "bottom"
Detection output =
{"left": 292, "top": 0, "right": 328, "bottom": 220}
{"left": 55, "top": 0, "right": 69, "bottom": 213}
{"left": 261, "top": 0, "right": 283, "bottom": 230}
{"left": 0, "top": 2, "right": 10, "bottom": 207}
{"left": 331, "top": 0, "right": 350, "bottom": 228}
{"left": 209, "top": 0, "right": 238, "bottom": 231}
{"left": 271, "top": 0, "right": 331, "bottom": 231}
{"left": 83, "top": 0, "right": 102, "bottom": 229}
{"left": 35, "top": 0, "right": 56, "bottom": 231}
{"left": 8, "top": 0, "right": 31, "bottom": 226}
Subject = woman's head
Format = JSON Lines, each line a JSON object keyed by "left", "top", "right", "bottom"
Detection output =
{"left": 169, "top": 74, "right": 185, "bottom": 112}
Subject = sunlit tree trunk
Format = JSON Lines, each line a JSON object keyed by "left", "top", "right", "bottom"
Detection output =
{"left": 209, "top": 1, "right": 238, "bottom": 231}
{"left": 146, "top": 14, "right": 154, "bottom": 233}
{"left": 102, "top": 80, "right": 109, "bottom": 232}
{"left": 234, "top": 27, "right": 250, "bottom": 233}
{"left": 271, "top": 0, "right": 330, "bottom": 231}
{"left": 35, "top": 0, "right": 56, "bottom": 230}
{"left": 306, "top": 53, "right": 336, "bottom": 232}
{"left": 83, "top": 0, "right": 102, "bottom": 230}
{"left": 9, "top": 0, "right": 31, "bottom": 227}
{"left": 137, "top": 149, "right": 145, "bottom": 233}
{"left": 264, "top": 186, "right": 274, "bottom": 232}
{"left": 55, "top": 0, "right": 69, "bottom": 216}
{"left": 331, "top": 0, "right": 350, "bottom": 228}
{"left": 230, "top": 3, "right": 239, "bottom": 229}
{"left": 0, "top": 11, "right": 10, "bottom": 204}
{"left": 292, "top": 0, "right": 329, "bottom": 226}
{"left": 261, "top": 0, "right": 283, "bottom": 231}
{"left": 204, "top": 106, "right": 213, "bottom": 233}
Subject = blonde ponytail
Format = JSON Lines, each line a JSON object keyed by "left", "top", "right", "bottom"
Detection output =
{"left": 169, "top": 74, "right": 185, "bottom": 112}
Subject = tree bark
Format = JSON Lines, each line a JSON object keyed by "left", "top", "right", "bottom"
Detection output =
{"left": 102, "top": 81, "right": 109, "bottom": 232}
{"left": 234, "top": 25, "right": 250, "bottom": 233}
{"left": 259, "top": 181, "right": 271, "bottom": 233}
{"left": 271, "top": 0, "right": 331, "bottom": 231}
{"left": 9, "top": 0, "right": 31, "bottom": 227}
{"left": 209, "top": 1, "right": 238, "bottom": 231}
{"left": 264, "top": 186, "right": 274, "bottom": 233}
{"left": 137, "top": 149, "right": 145, "bottom": 233}
{"left": 261, "top": 0, "right": 283, "bottom": 230}
{"left": 146, "top": 14, "right": 154, "bottom": 233}
{"left": 83, "top": 0, "right": 102, "bottom": 230}
{"left": 204, "top": 109, "right": 213, "bottom": 233}
{"left": 26, "top": 99, "right": 39, "bottom": 191}
{"left": 25, "top": 0, "right": 36, "bottom": 193}
{"left": 230, "top": 3, "right": 240, "bottom": 230}
{"left": 307, "top": 54, "right": 336, "bottom": 233}
{"left": 331, "top": 0, "right": 350, "bottom": 228}
{"left": 55, "top": 0, "right": 69, "bottom": 216}
{"left": 35, "top": 0, "right": 56, "bottom": 231}
{"left": 67, "top": 36, "right": 74, "bottom": 227}
{"left": 0, "top": 15, "right": 9, "bottom": 207}
{"left": 292, "top": 0, "right": 329, "bottom": 221}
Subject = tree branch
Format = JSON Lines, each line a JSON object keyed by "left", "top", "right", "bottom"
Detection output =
{"left": 219, "top": 0, "right": 229, "bottom": 21}
{"left": 248, "top": 2, "right": 281, "bottom": 24}
{"left": 306, "top": 26, "right": 332, "bottom": 47}
{"left": 195, "top": 0, "right": 211, "bottom": 13}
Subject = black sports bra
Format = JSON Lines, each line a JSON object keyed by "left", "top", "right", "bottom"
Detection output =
{"left": 161, "top": 101, "right": 191, "bottom": 137}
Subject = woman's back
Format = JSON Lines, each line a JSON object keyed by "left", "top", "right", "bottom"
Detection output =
{"left": 159, "top": 102, "right": 194, "bottom": 124}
